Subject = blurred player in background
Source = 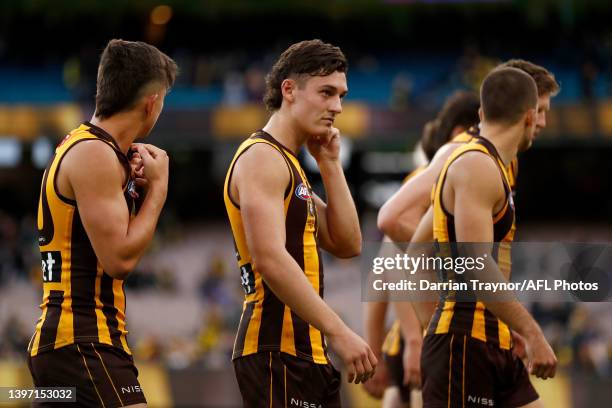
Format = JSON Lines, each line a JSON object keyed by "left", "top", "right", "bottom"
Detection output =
{"left": 415, "top": 67, "right": 557, "bottom": 407}
{"left": 371, "top": 60, "right": 559, "bottom": 407}
{"left": 28, "top": 39, "right": 177, "bottom": 407}
{"left": 224, "top": 39, "right": 377, "bottom": 407}
{"left": 363, "top": 90, "right": 480, "bottom": 408}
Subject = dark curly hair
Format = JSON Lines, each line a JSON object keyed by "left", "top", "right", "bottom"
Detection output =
{"left": 421, "top": 90, "right": 480, "bottom": 161}
{"left": 264, "top": 39, "right": 347, "bottom": 111}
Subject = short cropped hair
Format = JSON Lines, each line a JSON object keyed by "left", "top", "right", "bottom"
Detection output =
{"left": 421, "top": 90, "right": 480, "bottom": 161}
{"left": 95, "top": 39, "right": 178, "bottom": 120}
{"left": 499, "top": 59, "right": 560, "bottom": 97}
{"left": 264, "top": 39, "right": 347, "bottom": 111}
{"left": 480, "top": 67, "right": 538, "bottom": 125}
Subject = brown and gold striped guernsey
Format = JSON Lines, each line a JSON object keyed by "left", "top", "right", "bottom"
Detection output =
{"left": 386, "top": 131, "right": 518, "bottom": 352}
{"left": 224, "top": 130, "right": 328, "bottom": 364}
{"left": 427, "top": 136, "right": 516, "bottom": 350}
{"left": 29, "top": 122, "right": 134, "bottom": 357}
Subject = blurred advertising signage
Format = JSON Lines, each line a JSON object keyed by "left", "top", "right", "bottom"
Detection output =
{"left": 0, "top": 104, "right": 82, "bottom": 141}
{"left": 211, "top": 103, "right": 369, "bottom": 139}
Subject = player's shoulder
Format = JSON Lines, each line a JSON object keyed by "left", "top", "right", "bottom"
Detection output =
{"left": 65, "top": 138, "right": 121, "bottom": 165}
{"left": 62, "top": 139, "right": 125, "bottom": 180}
{"left": 447, "top": 149, "right": 501, "bottom": 187}
{"left": 238, "top": 141, "right": 287, "bottom": 169}
{"left": 426, "top": 141, "right": 465, "bottom": 173}
{"left": 233, "top": 141, "right": 291, "bottom": 189}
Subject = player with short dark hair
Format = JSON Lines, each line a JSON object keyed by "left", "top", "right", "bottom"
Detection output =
{"left": 373, "top": 59, "right": 559, "bottom": 408}
{"left": 28, "top": 39, "right": 177, "bottom": 408}
{"left": 364, "top": 90, "right": 480, "bottom": 407}
{"left": 416, "top": 67, "right": 556, "bottom": 407}
{"left": 224, "top": 39, "right": 376, "bottom": 407}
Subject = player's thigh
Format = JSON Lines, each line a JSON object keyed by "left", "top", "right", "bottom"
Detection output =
{"left": 124, "top": 404, "right": 147, "bottom": 408}
{"left": 281, "top": 352, "right": 341, "bottom": 408}
{"left": 517, "top": 398, "right": 544, "bottom": 408}
{"left": 78, "top": 343, "right": 147, "bottom": 407}
{"left": 382, "top": 386, "right": 409, "bottom": 408}
{"left": 410, "top": 389, "right": 423, "bottom": 408}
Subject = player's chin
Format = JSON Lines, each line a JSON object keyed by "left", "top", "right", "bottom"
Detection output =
{"left": 312, "top": 124, "right": 331, "bottom": 137}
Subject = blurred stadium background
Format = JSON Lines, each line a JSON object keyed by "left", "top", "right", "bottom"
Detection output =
{"left": 1, "top": 0, "right": 612, "bottom": 406}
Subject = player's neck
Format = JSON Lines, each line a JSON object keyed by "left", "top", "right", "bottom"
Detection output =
{"left": 263, "top": 112, "right": 308, "bottom": 154}
{"left": 89, "top": 114, "right": 142, "bottom": 155}
{"left": 480, "top": 122, "right": 519, "bottom": 165}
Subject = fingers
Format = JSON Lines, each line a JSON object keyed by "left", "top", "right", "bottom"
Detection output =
{"left": 329, "top": 126, "right": 340, "bottom": 138}
{"left": 361, "top": 354, "right": 374, "bottom": 383}
{"left": 134, "top": 144, "right": 153, "bottom": 161}
{"left": 346, "top": 362, "right": 356, "bottom": 384}
{"left": 529, "top": 358, "right": 557, "bottom": 379}
{"left": 353, "top": 358, "right": 366, "bottom": 384}
{"left": 367, "top": 347, "right": 379, "bottom": 369}
{"left": 134, "top": 143, "right": 167, "bottom": 160}
{"left": 134, "top": 178, "right": 148, "bottom": 188}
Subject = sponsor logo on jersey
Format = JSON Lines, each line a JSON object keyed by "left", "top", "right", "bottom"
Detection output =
{"left": 467, "top": 395, "right": 495, "bottom": 406}
{"left": 290, "top": 398, "right": 322, "bottom": 408}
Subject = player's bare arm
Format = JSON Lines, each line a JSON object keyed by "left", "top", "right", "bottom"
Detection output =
{"left": 449, "top": 152, "right": 557, "bottom": 380}
{"left": 378, "top": 142, "right": 460, "bottom": 242}
{"left": 233, "top": 142, "right": 377, "bottom": 384}
{"left": 362, "top": 300, "right": 390, "bottom": 398}
{"left": 395, "top": 206, "right": 436, "bottom": 330}
{"left": 58, "top": 140, "right": 168, "bottom": 280}
{"left": 309, "top": 127, "right": 361, "bottom": 258}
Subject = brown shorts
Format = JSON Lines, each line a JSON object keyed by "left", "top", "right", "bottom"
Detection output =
{"left": 421, "top": 334, "right": 538, "bottom": 408}
{"left": 382, "top": 334, "right": 411, "bottom": 402}
{"left": 233, "top": 351, "right": 341, "bottom": 408}
{"left": 27, "top": 342, "right": 146, "bottom": 408}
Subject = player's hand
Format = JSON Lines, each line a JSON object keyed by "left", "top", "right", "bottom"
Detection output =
{"left": 524, "top": 331, "right": 557, "bottom": 380}
{"left": 131, "top": 143, "right": 169, "bottom": 189}
{"left": 306, "top": 126, "right": 341, "bottom": 163}
{"left": 402, "top": 339, "right": 422, "bottom": 389}
{"left": 129, "top": 151, "right": 145, "bottom": 178}
{"left": 327, "top": 326, "right": 378, "bottom": 384}
{"left": 361, "top": 355, "right": 389, "bottom": 399}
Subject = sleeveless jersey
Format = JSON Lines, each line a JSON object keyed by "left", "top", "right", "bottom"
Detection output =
{"left": 224, "top": 131, "right": 328, "bottom": 364}
{"left": 29, "top": 122, "right": 134, "bottom": 357}
{"left": 427, "top": 136, "right": 516, "bottom": 350}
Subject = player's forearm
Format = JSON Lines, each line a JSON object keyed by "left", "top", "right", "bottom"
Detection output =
{"left": 318, "top": 159, "right": 361, "bottom": 256}
{"left": 378, "top": 194, "right": 413, "bottom": 243}
{"left": 394, "top": 301, "right": 423, "bottom": 345}
{"left": 258, "top": 250, "right": 347, "bottom": 336}
{"left": 382, "top": 213, "right": 417, "bottom": 243}
{"left": 364, "top": 301, "right": 389, "bottom": 356}
{"left": 483, "top": 301, "right": 544, "bottom": 341}
{"left": 114, "top": 185, "right": 166, "bottom": 278}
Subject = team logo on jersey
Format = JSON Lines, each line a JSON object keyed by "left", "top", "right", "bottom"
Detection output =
{"left": 295, "top": 183, "right": 311, "bottom": 200}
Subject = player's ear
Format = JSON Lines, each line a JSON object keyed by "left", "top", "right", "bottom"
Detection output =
{"left": 524, "top": 108, "right": 536, "bottom": 128}
{"left": 281, "top": 79, "right": 296, "bottom": 104}
{"left": 144, "top": 93, "right": 159, "bottom": 117}
{"left": 478, "top": 107, "right": 483, "bottom": 122}
{"left": 450, "top": 125, "right": 466, "bottom": 138}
